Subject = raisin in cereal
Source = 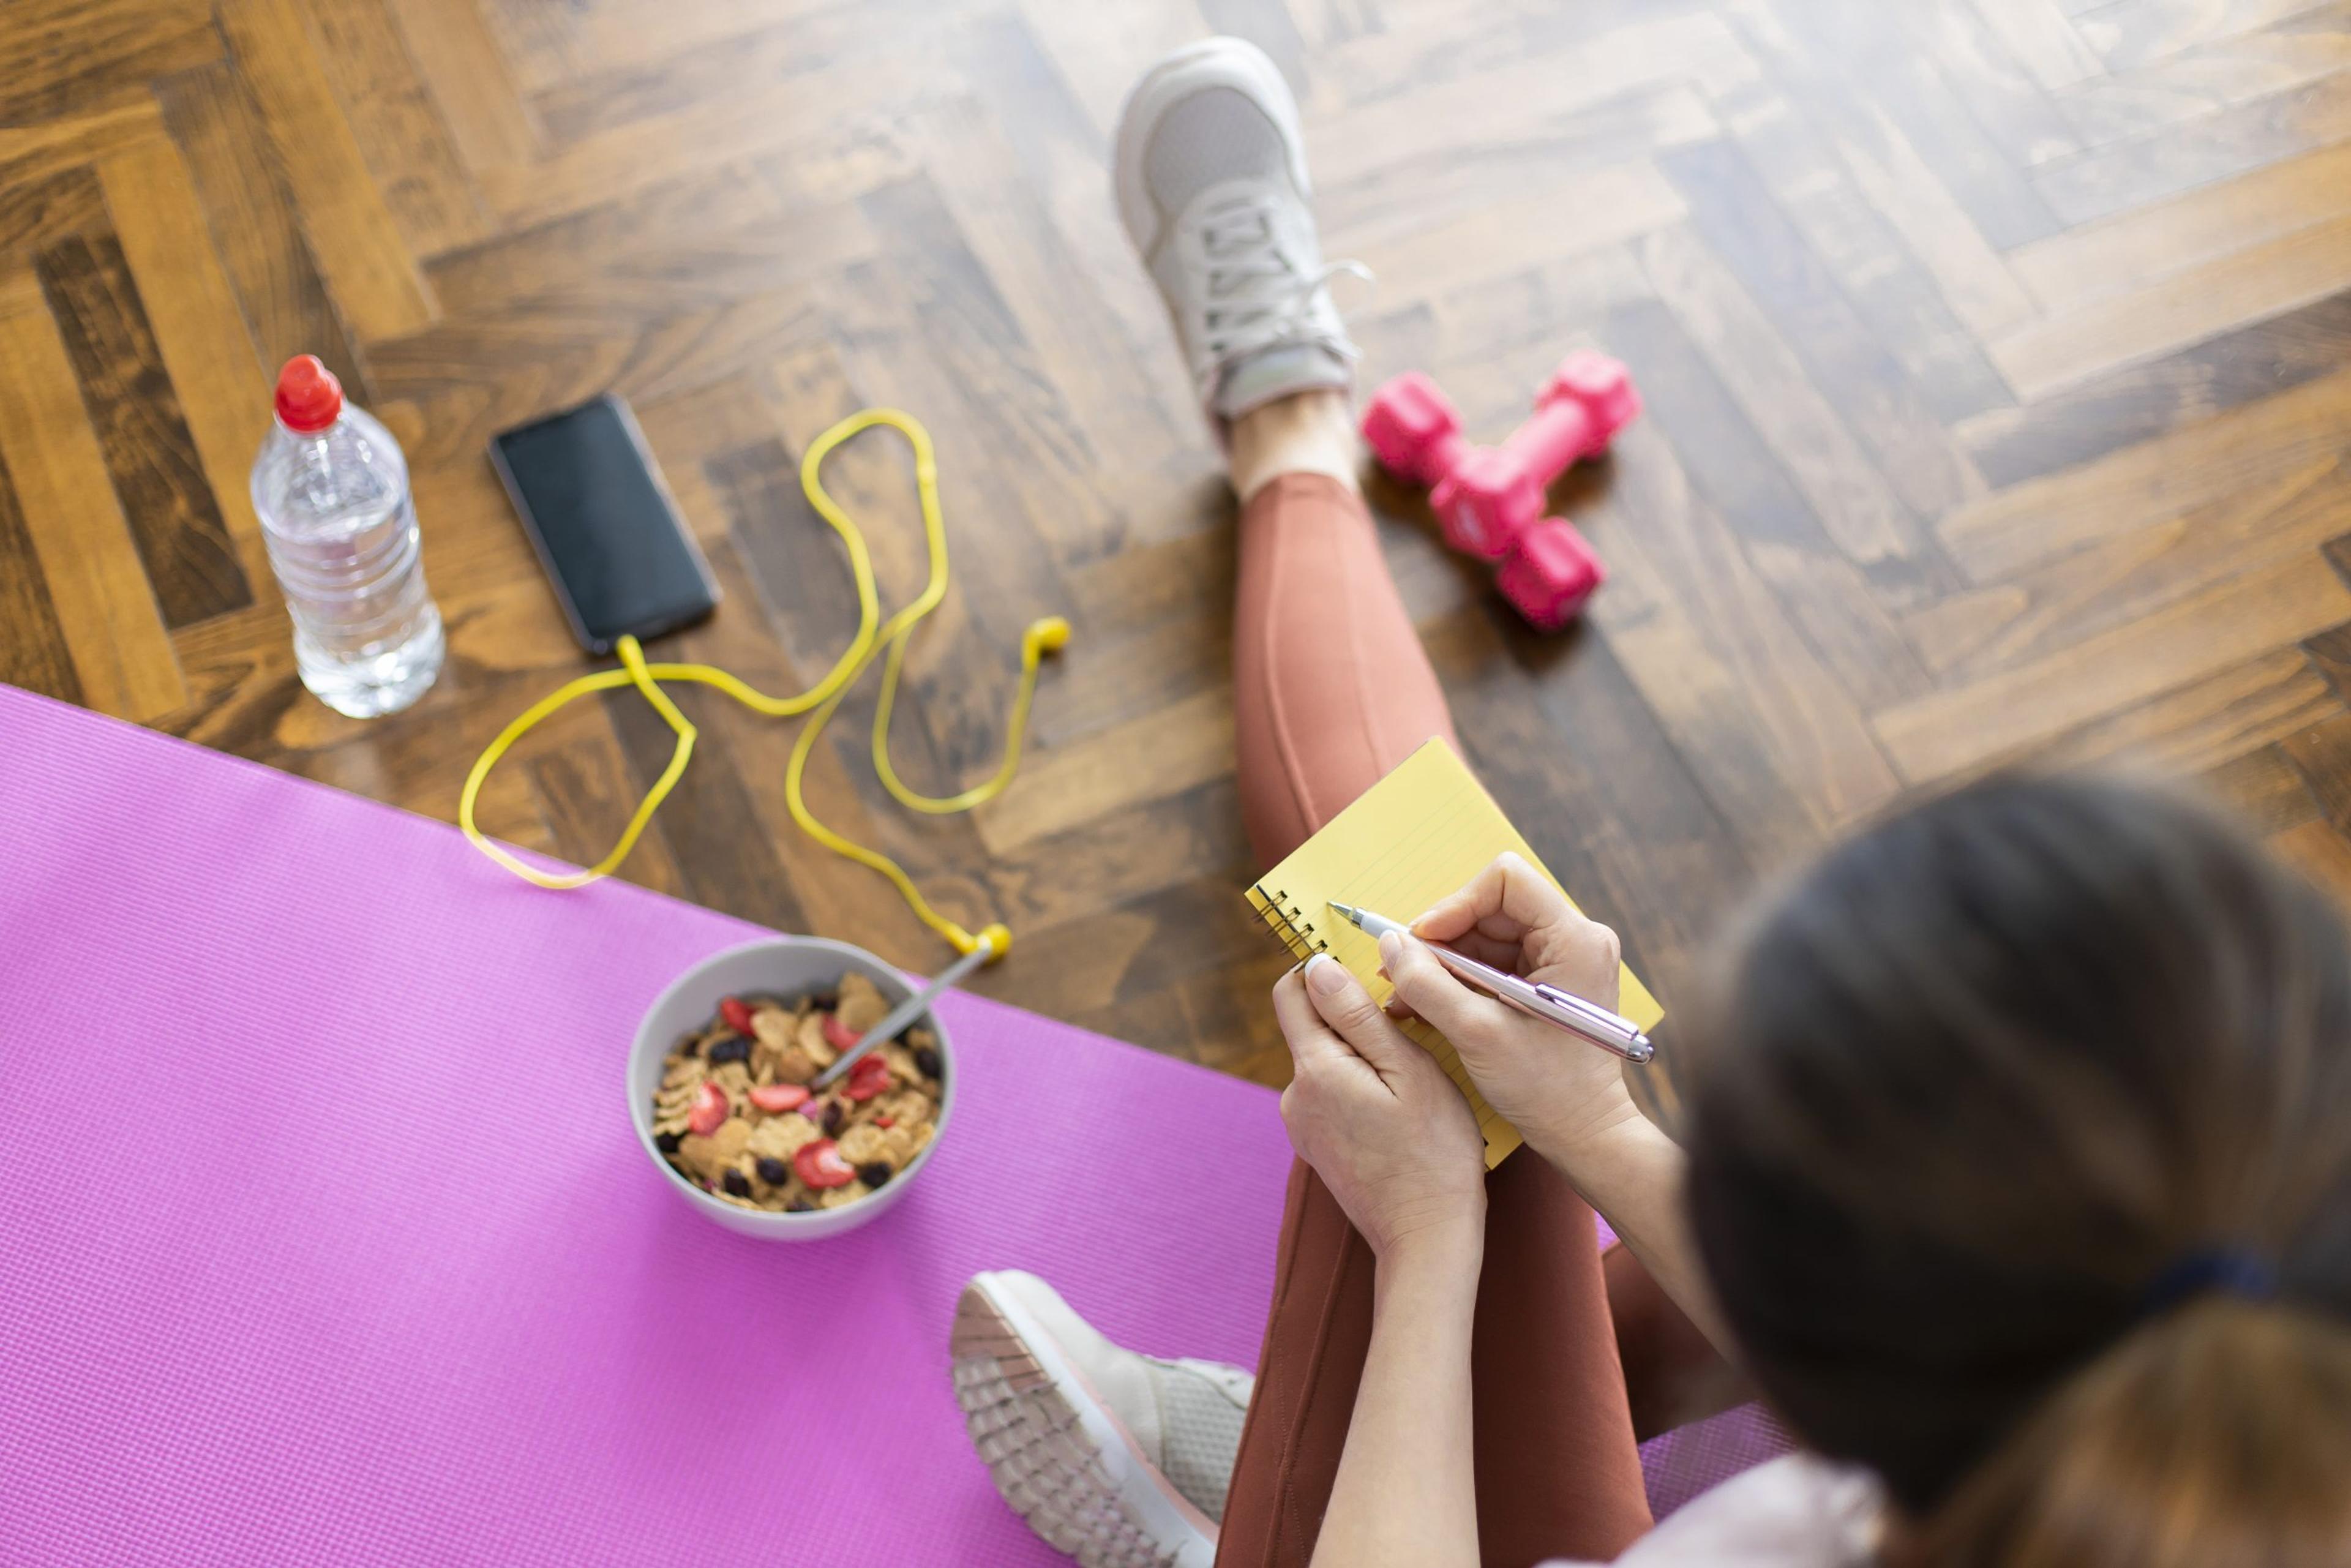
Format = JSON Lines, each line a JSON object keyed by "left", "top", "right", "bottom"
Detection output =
{"left": 651, "top": 972, "right": 945, "bottom": 1215}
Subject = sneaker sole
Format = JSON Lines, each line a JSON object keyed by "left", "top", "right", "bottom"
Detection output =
{"left": 951, "top": 1274, "right": 1217, "bottom": 1568}
{"left": 1110, "top": 36, "right": 1310, "bottom": 261}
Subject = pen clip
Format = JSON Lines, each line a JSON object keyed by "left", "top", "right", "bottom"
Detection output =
{"left": 1532, "top": 982, "right": 1593, "bottom": 1013}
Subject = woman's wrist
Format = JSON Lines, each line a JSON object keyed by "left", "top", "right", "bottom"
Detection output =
{"left": 1532, "top": 1100, "right": 1683, "bottom": 1194}
{"left": 1522, "top": 1084, "right": 1652, "bottom": 1182}
{"left": 1375, "top": 1210, "right": 1485, "bottom": 1287}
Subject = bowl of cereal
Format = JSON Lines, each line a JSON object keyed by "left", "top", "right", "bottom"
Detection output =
{"left": 628, "top": 937, "right": 953, "bottom": 1239}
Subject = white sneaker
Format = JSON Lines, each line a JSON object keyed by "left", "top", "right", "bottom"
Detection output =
{"left": 952, "top": 1270, "right": 1254, "bottom": 1568}
{"left": 1112, "top": 37, "right": 1365, "bottom": 431}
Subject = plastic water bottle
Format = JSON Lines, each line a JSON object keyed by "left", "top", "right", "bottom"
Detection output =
{"left": 250, "top": 355, "right": 444, "bottom": 718}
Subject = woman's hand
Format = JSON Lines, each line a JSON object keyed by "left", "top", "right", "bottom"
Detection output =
{"left": 1382, "top": 852, "right": 1644, "bottom": 1172}
{"left": 1273, "top": 955, "right": 1487, "bottom": 1261}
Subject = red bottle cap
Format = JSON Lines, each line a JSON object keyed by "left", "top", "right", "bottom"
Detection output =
{"left": 274, "top": 354, "right": 344, "bottom": 433}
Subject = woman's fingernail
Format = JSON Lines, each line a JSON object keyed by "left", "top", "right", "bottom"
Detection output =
{"left": 1378, "top": 931, "right": 1402, "bottom": 967}
{"left": 1305, "top": 953, "right": 1348, "bottom": 996}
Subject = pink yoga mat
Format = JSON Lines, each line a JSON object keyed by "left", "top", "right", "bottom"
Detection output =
{"left": 0, "top": 685, "right": 1296, "bottom": 1566}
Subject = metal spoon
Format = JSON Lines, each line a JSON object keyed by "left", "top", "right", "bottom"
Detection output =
{"left": 809, "top": 934, "right": 997, "bottom": 1090}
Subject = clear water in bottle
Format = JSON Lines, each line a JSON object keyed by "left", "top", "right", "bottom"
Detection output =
{"left": 250, "top": 356, "right": 443, "bottom": 718}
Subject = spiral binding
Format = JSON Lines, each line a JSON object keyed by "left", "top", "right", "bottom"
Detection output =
{"left": 1248, "top": 885, "right": 1330, "bottom": 961}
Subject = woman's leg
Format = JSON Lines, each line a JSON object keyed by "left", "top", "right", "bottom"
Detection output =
{"left": 1215, "top": 391, "right": 1654, "bottom": 1568}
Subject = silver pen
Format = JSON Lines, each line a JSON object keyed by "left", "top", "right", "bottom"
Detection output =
{"left": 1326, "top": 901, "right": 1655, "bottom": 1063}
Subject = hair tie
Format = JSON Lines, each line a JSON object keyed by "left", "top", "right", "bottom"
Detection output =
{"left": 2139, "top": 1248, "right": 2278, "bottom": 1316}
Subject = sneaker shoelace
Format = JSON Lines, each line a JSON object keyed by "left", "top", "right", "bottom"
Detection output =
{"left": 1192, "top": 190, "right": 1369, "bottom": 369}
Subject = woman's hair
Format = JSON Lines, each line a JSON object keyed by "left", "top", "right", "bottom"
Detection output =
{"left": 1683, "top": 774, "right": 2351, "bottom": 1566}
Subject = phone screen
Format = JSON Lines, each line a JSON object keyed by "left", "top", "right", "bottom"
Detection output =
{"left": 490, "top": 396, "right": 717, "bottom": 654}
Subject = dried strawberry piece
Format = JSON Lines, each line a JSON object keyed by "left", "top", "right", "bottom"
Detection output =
{"left": 844, "top": 1054, "right": 892, "bottom": 1102}
{"left": 749, "top": 1082, "right": 811, "bottom": 1114}
{"left": 719, "top": 997, "right": 756, "bottom": 1035}
{"left": 822, "top": 1011, "right": 860, "bottom": 1053}
{"left": 794, "top": 1138, "right": 856, "bottom": 1190}
{"left": 874, "top": 1116, "right": 894, "bottom": 1129}
{"left": 686, "top": 1080, "right": 729, "bottom": 1137}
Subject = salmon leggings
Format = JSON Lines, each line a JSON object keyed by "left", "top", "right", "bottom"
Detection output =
{"left": 1218, "top": 475, "right": 1667, "bottom": 1568}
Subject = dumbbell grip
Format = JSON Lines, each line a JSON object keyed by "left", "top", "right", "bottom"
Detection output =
{"left": 1499, "top": 397, "right": 1607, "bottom": 485}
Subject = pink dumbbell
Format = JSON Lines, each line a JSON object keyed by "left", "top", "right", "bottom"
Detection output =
{"left": 1496, "top": 519, "right": 1607, "bottom": 631}
{"left": 1360, "top": 351, "right": 1637, "bottom": 628}
{"left": 1434, "top": 351, "right": 1638, "bottom": 558}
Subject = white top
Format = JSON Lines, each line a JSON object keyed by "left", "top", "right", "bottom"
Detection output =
{"left": 1547, "top": 1455, "right": 1884, "bottom": 1567}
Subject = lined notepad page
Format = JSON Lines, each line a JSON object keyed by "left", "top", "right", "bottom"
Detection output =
{"left": 1245, "top": 738, "right": 1664, "bottom": 1167}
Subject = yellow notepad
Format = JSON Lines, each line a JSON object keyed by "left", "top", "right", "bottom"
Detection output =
{"left": 1245, "top": 738, "right": 1664, "bottom": 1167}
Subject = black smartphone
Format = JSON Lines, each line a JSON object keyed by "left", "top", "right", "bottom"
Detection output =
{"left": 489, "top": 395, "right": 718, "bottom": 655}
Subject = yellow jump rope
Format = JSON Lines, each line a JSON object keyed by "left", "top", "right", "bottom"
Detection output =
{"left": 458, "top": 408, "right": 1068, "bottom": 961}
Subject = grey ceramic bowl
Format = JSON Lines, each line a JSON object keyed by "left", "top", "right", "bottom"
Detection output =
{"left": 628, "top": 936, "right": 953, "bottom": 1239}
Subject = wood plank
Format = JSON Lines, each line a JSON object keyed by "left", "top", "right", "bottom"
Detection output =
{"left": 1635, "top": 222, "right": 1925, "bottom": 575}
{"left": 1905, "top": 455, "right": 2351, "bottom": 679}
{"left": 982, "top": 777, "right": 1251, "bottom": 940}
{"left": 2282, "top": 707, "right": 2351, "bottom": 828}
{"left": 0, "top": 431, "right": 83, "bottom": 705}
{"left": 1736, "top": 0, "right": 2065, "bottom": 249}
{"left": 1714, "top": 84, "right": 2015, "bottom": 425}
{"left": 1904, "top": 0, "right": 2087, "bottom": 164}
{"left": 298, "top": 0, "right": 491, "bottom": 255}
{"left": 2269, "top": 815, "right": 2351, "bottom": 908}
{"left": 1874, "top": 553, "right": 2351, "bottom": 782}
{"left": 424, "top": 174, "right": 875, "bottom": 326}
{"left": 973, "top": 688, "right": 1235, "bottom": 857}
{"left": 525, "top": 1, "right": 939, "bottom": 148}
{"left": 1990, "top": 208, "right": 2351, "bottom": 399}
{"left": 34, "top": 234, "right": 248, "bottom": 628}
{"left": 904, "top": 94, "right": 1191, "bottom": 520}
{"left": 0, "top": 96, "right": 168, "bottom": 186}
{"left": 470, "top": 47, "right": 948, "bottom": 232}
{"left": 0, "top": 278, "right": 183, "bottom": 718}
{"left": 2302, "top": 618, "right": 2351, "bottom": 703}
{"left": 2077, "top": 0, "right": 2339, "bottom": 69}
{"left": 217, "top": 0, "right": 439, "bottom": 340}
{"left": 381, "top": 0, "right": 542, "bottom": 176}
{"left": 0, "top": 0, "right": 217, "bottom": 123}
{"left": 96, "top": 136, "right": 278, "bottom": 574}
{"left": 1350, "top": 160, "right": 1688, "bottom": 309}
{"left": 2200, "top": 738, "right": 2322, "bottom": 834}
{"left": 0, "top": 167, "right": 108, "bottom": 264}
{"left": 2009, "top": 137, "right": 2351, "bottom": 314}
{"left": 1971, "top": 0, "right": 2109, "bottom": 87}
{"left": 830, "top": 174, "right": 1095, "bottom": 696}
{"left": 1960, "top": 288, "right": 2351, "bottom": 487}
{"left": 2030, "top": 65, "right": 2351, "bottom": 225}
{"left": 362, "top": 278, "right": 829, "bottom": 469}
{"left": 154, "top": 59, "right": 370, "bottom": 399}
{"left": 1600, "top": 288, "right": 1948, "bottom": 709}
{"left": 2035, "top": 647, "right": 2340, "bottom": 773}
{"left": 1819, "top": 95, "right": 2044, "bottom": 341}
{"left": 1325, "top": 7, "right": 1761, "bottom": 111}
{"left": 2054, "top": 7, "right": 2351, "bottom": 145}
{"left": 1939, "top": 363, "right": 2351, "bottom": 582}
{"left": 1311, "top": 28, "right": 1726, "bottom": 238}
{"left": 1586, "top": 301, "right": 1907, "bottom": 856}
{"left": 1654, "top": 137, "right": 1987, "bottom": 522}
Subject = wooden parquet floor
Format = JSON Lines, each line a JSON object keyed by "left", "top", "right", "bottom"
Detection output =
{"left": 6, "top": 0, "right": 2351, "bottom": 1095}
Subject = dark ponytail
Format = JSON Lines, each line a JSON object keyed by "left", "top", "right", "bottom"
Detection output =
{"left": 1911, "top": 1297, "right": 2351, "bottom": 1566}
{"left": 1682, "top": 775, "right": 2351, "bottom": 1561}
